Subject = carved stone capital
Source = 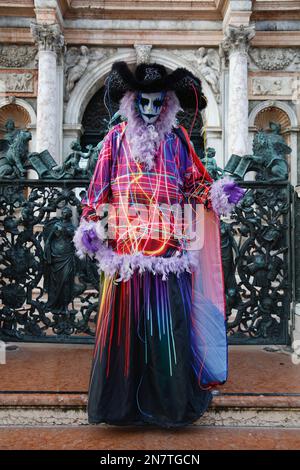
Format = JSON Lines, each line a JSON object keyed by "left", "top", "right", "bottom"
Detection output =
{"left": 30, "top": 22, "right": 64, "bottom": 54}
{"left": 134, "top": 44, "right": 152, "bottom": 64}
{"left": 221, "top": 24, "right": 255, "bottom": 60}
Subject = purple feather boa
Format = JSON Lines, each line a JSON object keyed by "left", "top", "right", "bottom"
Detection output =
{"left": 210, "top": 176, "right": 245, "bottom": 216}
{"left": 119, "top": 90, "right": 182, "bottom": 171}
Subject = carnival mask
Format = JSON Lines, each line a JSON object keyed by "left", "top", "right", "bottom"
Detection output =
{"left": 137, "top": 91, "right": 166, "bottom": 124}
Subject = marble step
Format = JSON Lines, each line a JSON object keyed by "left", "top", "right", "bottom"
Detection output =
{"left": 0, "top": 391, "right": 300, "bottom": 427}
{"left": 0, "top": 424, "right": 300, "bottom": 450}
{"left": 1, "top": 343, "right": 299, "bottom": 428}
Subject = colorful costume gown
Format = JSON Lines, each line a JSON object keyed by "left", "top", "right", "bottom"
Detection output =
{"left": 74, "top": 120, "right": 229, "bottom": 428}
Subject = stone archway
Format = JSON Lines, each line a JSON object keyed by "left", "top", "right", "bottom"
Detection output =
{"left": 253, "top": 106, "right": 291, "bottom": 133}
{"left": 80, "top": 86, "right": 118, "bottom": 149}
{"left": 0, "top": 98, "right": 36, "bottom": 129}
{"left": 249, "top": 100, "right": 298, "bottom": 128}
{"left": 0, "top": 97, "right": 37, "bottom": 151}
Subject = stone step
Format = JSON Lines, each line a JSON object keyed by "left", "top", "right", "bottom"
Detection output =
{"left": 1, "top": 343, "right": 299, "bottom": 428}
{"left": 0, "top": 424, "right": 299, "bottom": 450}
{"left": 1, "top": 391, "right": 300, "bottom": 427}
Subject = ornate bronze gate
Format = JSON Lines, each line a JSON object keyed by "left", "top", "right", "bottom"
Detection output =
{"left": 0, "top": 177, "right": 292, "bottom": 345}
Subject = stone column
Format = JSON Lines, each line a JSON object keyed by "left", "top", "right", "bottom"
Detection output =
{"left": 56, "top": 56, "right": 64, "bottom": 164}
{"left": 30, "top": 22, "right": 64, "bottom": 161}
{"left": 221, "top": 24, "right": 255, "bottom": 157}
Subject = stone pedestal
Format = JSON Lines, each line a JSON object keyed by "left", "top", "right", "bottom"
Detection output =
{"left": 30, "top": 22, "right": 64, "bottom": 162}
{"left": 221, "top": 25, "right": 255, "bottom": 157}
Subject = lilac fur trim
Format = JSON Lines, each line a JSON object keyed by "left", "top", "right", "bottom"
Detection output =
{"left": 210, "top": 176, "right": 237, "bottom": 216}
{"left": 73, "top": 218, "right": 196, "bottom": 282}
{"left": 73, "top": 219, "right": 106, "bottom": 259}
{"left": 94, "top": 247, "right": 198, "bottom": 282}
{"left": 119, "top": 91, "right": 182, "bottom": 171}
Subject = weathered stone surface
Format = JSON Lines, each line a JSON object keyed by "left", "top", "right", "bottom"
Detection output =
{"left": 1, "top": 405, "right": 300, "bottom": 428}
{"left": 0, "top": 45, "right": 38, "bottom": 68}
{"left": 0, "top": 425, "right": 300, "bottom": 450}
{"left": 0, "top": 344, "right": 299, "bottom": 427}
{"left": 220, "top": 25, "right": 255, "bottom": 156}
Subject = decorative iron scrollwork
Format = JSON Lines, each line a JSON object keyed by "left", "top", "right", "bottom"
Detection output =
{"left": 224, "top": 183, "right": 291, "bottom": 344}
{"left": 0, "top": 121, "right": 293, "bottom": 344}
{"left": 0, "top": 180, "right": 99, "bottom": 342}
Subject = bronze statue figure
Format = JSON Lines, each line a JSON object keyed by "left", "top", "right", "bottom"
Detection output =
{"left": 43, "top": 207, "right": 76, "bottom": 312}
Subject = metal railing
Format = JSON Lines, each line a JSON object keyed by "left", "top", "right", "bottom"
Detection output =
{"left": 0, "top": 177, "right": 292, "bottom": 345}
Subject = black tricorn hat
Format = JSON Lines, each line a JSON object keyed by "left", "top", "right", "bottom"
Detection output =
{"left": 106, "top": 61, "right": 207, "bottom": 111}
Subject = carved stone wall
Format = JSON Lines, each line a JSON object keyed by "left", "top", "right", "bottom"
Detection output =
{"left": 0, "top": 70, "right": 38, "bottom": 97}
{"left": 248, "top": 48, "right": 300, "bottom": 72}
{"left": 64, "top": 46, "right": 117, "bottom": 103}
{"left": 0, "top": 45, "right": 38, "bottom": 69}
{"left": 246, "top": 47, "right": 300, "bottom": 189}
{"left": 170, "top": 48, "right": 221, "bottom": 103}
{"left": 249, "top": 72, "right": 300, "bottom": 101}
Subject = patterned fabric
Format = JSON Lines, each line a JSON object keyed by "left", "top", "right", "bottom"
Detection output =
{"left": 87, "top": 271, "right": 214, "bottom": 427}
{"left": 81, "top": 122, "right": 213, "bottom": 257}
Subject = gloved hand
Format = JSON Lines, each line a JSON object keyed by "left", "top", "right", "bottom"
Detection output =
{"left": 210, "top": 176, "right": 246, "bottom": 216}
{"left": 81, "top": 226, "right": 102, "bottom": 253}
{"left": 222, "top": 181, "right": 246, "bottom": 204}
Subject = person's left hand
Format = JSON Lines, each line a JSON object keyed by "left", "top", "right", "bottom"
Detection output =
{"left": 223, "top": 181, "right": 246, "bottom": 204}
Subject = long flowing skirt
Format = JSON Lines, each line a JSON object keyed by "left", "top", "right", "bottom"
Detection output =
{"left": 87, "top": 270, "right": 213, "bottom": 428}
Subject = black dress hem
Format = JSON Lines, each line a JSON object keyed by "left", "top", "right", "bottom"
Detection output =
{"left": 87, "top": 393, "right": 213, "bottom": 430}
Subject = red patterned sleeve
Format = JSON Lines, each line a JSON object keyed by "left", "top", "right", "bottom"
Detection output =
{"left": 179, "top": 126, "right": 213, "bottom": 209}
{"left": 184, "top": 160, "right": 213, "bottom": 210}
{"left": 81, "top": 129, "right": 113, "bottom": 222}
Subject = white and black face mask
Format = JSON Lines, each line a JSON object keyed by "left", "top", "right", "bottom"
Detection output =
{"left": 137, "top": 91, "right": 166, "bottom": 124}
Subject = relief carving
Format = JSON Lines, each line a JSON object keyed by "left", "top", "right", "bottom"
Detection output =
{"left": 249, "top": 48, "right": 298, "bottom": 71}
{"left": 221, "top": 25, "right": 256, "bottom": 58}
{"left": 251, "top": 76, "right": 295, "bottom": 97}
{"left": 0, "top": 45, "right": 38, "bottom": 68}
{"left": 0, "top": 71, "right": 35, "bottom": 94}
{"left": 171, "top": 47, "right": 221, "bottom": 102}
{"left": 30, "top": 22, "right": 64, "bottom": 54}
{"left": 64, "top": 46, "right": 117, "bottom": 101}
{"left": 134, "top": 45, "right": 152, "bottom": 64}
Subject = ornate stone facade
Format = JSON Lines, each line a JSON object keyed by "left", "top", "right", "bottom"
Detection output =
{"left": 134, "top": 44, "right": 152, "bottom": 64}
{"left": 222, "top": 25, "right": 255, "bottom": 54}
{"left": 250, "top": 74, "right": 299, "bottom": 99}
{"left": 0, "top": 3, "right": 298, "bottom": 176}
{"left": 30, "top": 22, "right": 64, "bottom": 54}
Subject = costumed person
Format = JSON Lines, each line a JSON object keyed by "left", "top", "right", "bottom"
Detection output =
{"left": 73, "top": 61, "right": 245, "bottom": 428}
